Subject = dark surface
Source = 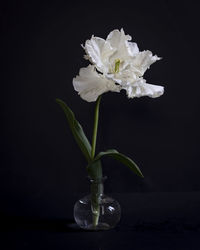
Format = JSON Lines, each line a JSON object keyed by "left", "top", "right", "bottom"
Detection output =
{"left": 1, "top": 193, "right": 200, "bottom": 249}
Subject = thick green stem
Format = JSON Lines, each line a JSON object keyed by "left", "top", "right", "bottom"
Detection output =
{"left": 91, "top": 96, "right": 101, "bottom": 159}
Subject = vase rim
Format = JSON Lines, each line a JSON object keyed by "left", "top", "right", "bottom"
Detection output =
{"left": 87, "top": 176, "right": 107, "bottom": 183}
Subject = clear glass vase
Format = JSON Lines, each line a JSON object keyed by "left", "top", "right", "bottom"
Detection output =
{"left": 74, "top": 177, "right": 121, "bottom": 231}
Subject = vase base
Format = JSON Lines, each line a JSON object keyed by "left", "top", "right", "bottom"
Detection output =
{"left": 81, "top": 222, "right": 111, "bottom": 231}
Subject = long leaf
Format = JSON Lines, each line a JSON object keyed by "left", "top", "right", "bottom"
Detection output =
{"left": 88, "top": 149, "right": 144, "bottom": 178}
{"left": 56, "top": 98, "right": 92, "bottom": 162}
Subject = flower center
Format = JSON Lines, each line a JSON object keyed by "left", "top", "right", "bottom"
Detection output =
{"left": 114, "top": 59, "right": 121, "bottom": 73}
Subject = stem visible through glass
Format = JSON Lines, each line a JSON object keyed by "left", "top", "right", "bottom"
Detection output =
{"left": 91, "top": 96, "right": 101, "bottom": 159}
{"left": 90, "top": 95, "right": 102, "bottom": 229}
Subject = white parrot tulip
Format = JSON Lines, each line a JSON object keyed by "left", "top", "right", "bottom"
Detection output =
{"left": 73, "top": 28, "right": 164, "bottom": 102}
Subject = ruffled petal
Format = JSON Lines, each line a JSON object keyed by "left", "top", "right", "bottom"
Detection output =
{"left": 106, "top": 28, "right": 132, "bottom": 62}
{"left": 106, "top": 28, "right": 131, "bottom": 49}
{"left": 106, "top": 66, "right": 138, "bottom": 86}
{"left": 132, "top": 50, "right": 161, "bottom": 76}
{"left": 123, "top": 78, "right": 164, "bottom": 98}
{"left": 127, "top": 42, "right": 139, "bottom": 57}
{"left": 83, "top": 36, "right": 115, "bottom": 73}
{"left": 73, "top": 65, "right": 120, "bottom": 102}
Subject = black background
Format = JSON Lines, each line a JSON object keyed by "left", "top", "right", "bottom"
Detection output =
{"left": 1, "top": 0, "right": 200, "bottom": 249}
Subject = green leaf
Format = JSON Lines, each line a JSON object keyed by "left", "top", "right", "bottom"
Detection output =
{"left": 88, "top": 149, "right": 144, "bottom": 178}
{"left": 56, "top": 98, "right": 92, "bottom": 162}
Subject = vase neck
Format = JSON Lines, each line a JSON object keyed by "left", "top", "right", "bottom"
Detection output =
{"left": 89, "top": 177, "right": 107, "bottom": 197}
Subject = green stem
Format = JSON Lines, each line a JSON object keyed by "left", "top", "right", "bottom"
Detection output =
{"left": 90, "top": 96, "right": 102, "bottom": 229}
{"left": 91, "top": 96, "right": 101, "bottom": 159}
{"left": 91, "top": 178, "right": 103, "bottom": 228}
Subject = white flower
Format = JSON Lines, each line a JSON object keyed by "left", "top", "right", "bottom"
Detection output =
{"left": 73, "top": 28, "right": 164, "bottom": 102}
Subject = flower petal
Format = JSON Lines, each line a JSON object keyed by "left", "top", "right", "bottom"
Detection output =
{"left": 127, "top": 42, "right": 139, "bottom": 57}
{"left": 132, "top": 50, "right": 161, "bottom": 76}
{"left": 123, "top": 78, "right": 164, "bottom": 98}
{"left": 106, "top": 28, "right": 132, "bottom": 62}
{"left": 73, "top": 65, "right": 120, "bottom": 102}
{"left": 83, "top": 36, "right": 115, "bottom": 74}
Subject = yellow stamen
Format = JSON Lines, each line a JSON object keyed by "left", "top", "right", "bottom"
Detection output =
{"left": 114, "top": 59, "right": 120, "bottom": 73}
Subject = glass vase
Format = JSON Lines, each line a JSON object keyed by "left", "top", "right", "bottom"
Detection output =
{"left": 73, "top": 177, "right": 121, "bottom": 231}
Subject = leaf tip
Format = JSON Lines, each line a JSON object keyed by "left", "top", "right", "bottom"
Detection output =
{"left": 55, "top": 98, "right": 62, "bottom": 104}
{"left": 140, "top": 173, "right": 144, "bottom": 178}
